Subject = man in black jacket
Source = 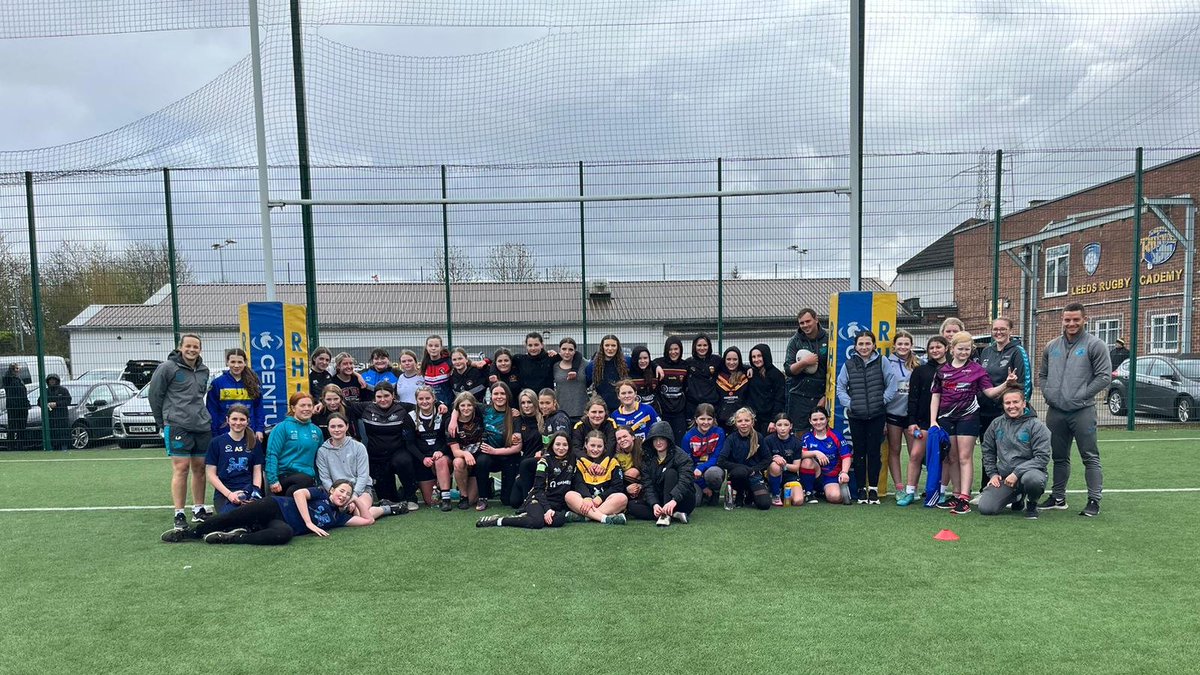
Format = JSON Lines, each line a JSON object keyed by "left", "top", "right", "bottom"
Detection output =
{"left": 3, "top": 363, "right": 29, "bottom": 450}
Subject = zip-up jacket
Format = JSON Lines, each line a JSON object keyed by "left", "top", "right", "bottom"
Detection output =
{"left": 347, "top": 400, "right": 412, "bottom": 460}
{"left": 885, "top": 353, "right": 919, "bottom": 418}
{"left": 745, "top": 343, "right": 787, "bottom": 423}
{"left": 977, "top": 340, "right": 1032, "bottom": 417}
{"left": 685, "top": 353, "right": 722, "bottom": 410}
{"left": 784, "top": 326, "right": 829, "bottom": 399}
{"left": 836, "top": 351, "right": 897, "bottom": 420}
{"left": 907, "top": 359, "right": 944, "bottom": 429}
{"left": 981, "top": 408, "right": 1051, "bottom": 479}
{"left": 641, "top": 420, "right": 696, "bottom": 505}
{"left": 205, "top": 370, "right": 265, "bottom": 433}
{"left": 718, "top": 429, "right": 771, "bottom": 473}
{"left": 148, "top": 350, "right": 211, "bottom": 432}
{"left": 586, "top": 354, "right": 630, "bottom": 412}
{"left": 1039, "top": 331, "right": 1112, "bottom": 412}
{"left": 265, "top": 416, "right": 324, "bottom": 484}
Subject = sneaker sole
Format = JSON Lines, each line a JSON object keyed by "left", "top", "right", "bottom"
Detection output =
{"left": 1042, "top": 502, "right": 1070, "bottom": 510}
{"left": 1079, "top": 511, "right": 1099, "bottom": 517}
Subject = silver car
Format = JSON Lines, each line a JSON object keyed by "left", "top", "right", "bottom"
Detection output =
{"left": 111, "top": 385, "right": 166, "bottom": 449}
{"left": 1107, "top": 355, "right": 1200, "bottom": 423}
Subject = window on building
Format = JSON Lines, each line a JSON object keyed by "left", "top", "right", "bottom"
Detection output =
{"left": 1044, "top": 244, "right": 1069, "bottom": 297}
{"left": 1149, "top": 313, "right": 1180, "bottom": 354}
{"left": 1091, "top": 318, "right": 1121, "bottom": 347}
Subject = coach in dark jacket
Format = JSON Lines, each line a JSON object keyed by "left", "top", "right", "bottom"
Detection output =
{"left": 4, "top": 363, "right": 29, "bottom": 449}
{"left": 44, "top": 374, "right": 72, "bottom": 450}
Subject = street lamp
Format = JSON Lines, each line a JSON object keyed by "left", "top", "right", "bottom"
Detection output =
{"left": 788, "top": 244, "right": 809, "bottom": 278}
{"left": 211, "top": 239, "right": 237, "bottom": 283}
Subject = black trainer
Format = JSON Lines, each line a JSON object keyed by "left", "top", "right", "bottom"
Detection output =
{"left": 1010, "top": 497, "right": 1025, "bottom": 512}
{"left": 440, "top": 497, "right": 453, "bottom": 512}
{"left": 203, "top": 530, "right": 246, "bottom": 544}
{"left": 476, "top": 515, "right": 501, "bottom": 528}
{"left": 1024, "top": 500, "right": 1039, "bottom": 520}
{"left": 457, "top": 497, "right": 471, "bottom": 510}
{"left": 161, "top": 527, "right": 198, "bottom": 543}
{"left": 1079, "top": 499, "right": 1100, "bottom": 517}
{"left": 173, "top": 512, "right": 187, "bottom": 530}
{"left": 867, "top": 487, "right": 880, "bottom": 505}
{"left": 1039, "top": 495, "right": 1068, "bottom": 510}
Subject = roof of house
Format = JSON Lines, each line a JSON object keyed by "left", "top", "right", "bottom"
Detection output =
{"left": 895, "top": 218, "right": 983, "bottom": 274}
{"left": 65, "top": 278, "right": 905, "bottom": 331}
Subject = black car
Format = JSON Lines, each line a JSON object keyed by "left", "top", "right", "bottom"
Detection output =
{"left": 121, "top": 360, "right": 162, "bottom": 389}
{"left": 1106, "top": 355, "right": 1200, "bottom": 423}
{"left": 0, "top": 380, "right": 139, "bottom": 450}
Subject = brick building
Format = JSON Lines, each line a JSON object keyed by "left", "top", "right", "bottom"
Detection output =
{"left": 954, "top": 151, "right": 1199, "bottom": 361}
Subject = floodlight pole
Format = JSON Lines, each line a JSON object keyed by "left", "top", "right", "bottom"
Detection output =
{"left": 289, "top": 0, "right": 319, "bottom": 343}
{"left": 249, "top": 0, "right": 276, "bottom": 301}
{"left": 849, "top": 0, "right": 865, "bottom": 291}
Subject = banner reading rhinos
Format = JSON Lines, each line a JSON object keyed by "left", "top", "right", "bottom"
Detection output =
{"left": 238, "top": 303, "right": 309, "bottom": 429}
{"left": 825, "top": 291, "right": 898, "bottom": 495}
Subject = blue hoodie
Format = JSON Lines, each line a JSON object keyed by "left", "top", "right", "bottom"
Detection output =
{"left": 265, "top": 416, "right": 324, "bottom": 485}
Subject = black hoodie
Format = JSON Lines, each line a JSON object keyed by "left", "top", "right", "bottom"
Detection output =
{"left": 685, "top": 335, "right": 722, "bottom": 411}
{"left": 653, "top": 336, "right": 689, "bottom": 416}
{"left": 745, "top": 343, "right": 786, "bottom": 423}
{"left": 640, "top": 420, "right": 696, "bottom": 506}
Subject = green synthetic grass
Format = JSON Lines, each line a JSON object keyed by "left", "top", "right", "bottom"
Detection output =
{"left": 2, "top": 429, "right": 1198, "bottom": 674}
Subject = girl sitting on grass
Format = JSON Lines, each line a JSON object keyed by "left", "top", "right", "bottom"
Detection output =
{"left": 477, "top": 432, "right": 577, "bottom": 530}
{"left": 564, "top": 431, "right": 628, "bottom": 525}
{"left": 161, "top": 479, "right": 400, "bottom": 546}
{"left": 204, "top": 405, "right": 263, "bottom": 515}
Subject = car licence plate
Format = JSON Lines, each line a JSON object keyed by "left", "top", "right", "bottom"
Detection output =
{"left": 130, "top": 425, "right": 157, "bottom": 434}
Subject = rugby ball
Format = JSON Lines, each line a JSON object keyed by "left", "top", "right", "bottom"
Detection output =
{"left": 797, "top": 349, "right": 819, "bottom": 374}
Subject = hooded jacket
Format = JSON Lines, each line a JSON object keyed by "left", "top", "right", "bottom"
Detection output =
{"left": 585, "top": 352, "right": 630, "bottom": 412}
{"left": 685, "top": 335, "right": 722, "bottom": 409}
{"left": 977, "top": 340, "right": 1032, "bottom": 417}
{"left": 640, "top": 420, "right": 696, "bottom": 506}
{"left": 628, "top": 346, "right": 657, "bottom": 406}
{"left": 653, "top": 336, "right": 689, "bottom": 416}
{"left": 514, "top": 349, "right": 556, "bottom": 394}
{"left": 784, "top": 325, "right": 829, "bottom": 400}
{"left": 148, "top": 349, "right": 212, "bottom": 432}
{"left": 1039, "top": 330, "right": 1111, "bottom": 412}
{"left": 745, "top": 343, "right": 786, "bottom": 422}
{"left": 980, "top": 408, "right": 1051, "bottom": 479}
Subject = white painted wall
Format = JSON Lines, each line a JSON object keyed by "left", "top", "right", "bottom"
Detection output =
{"left": 893, "top": 268, "right": 954, "bottom": 307}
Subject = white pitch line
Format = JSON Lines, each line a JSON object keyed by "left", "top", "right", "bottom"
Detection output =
{"left": 0, "top": 456, "right": 166, "bottom": 463}
{"left": 2, "top": 488, "right": 1199, "bottom": 513}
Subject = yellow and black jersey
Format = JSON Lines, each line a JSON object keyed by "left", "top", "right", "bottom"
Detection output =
{"left": 571, "top": 455, "right": 624, "bottom": 500}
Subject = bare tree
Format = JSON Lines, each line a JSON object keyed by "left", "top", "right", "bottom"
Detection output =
{"left": 432, "top": 249, "right": 476, "bottom": 283}
{"left": 121, "top": 240, "right": 194, "bottom": 299}
{"left": 486, "top": 242, "right": 537, "bottom": 282}
{"left": 544, "top": 265, "right": 581, "bottom": 282}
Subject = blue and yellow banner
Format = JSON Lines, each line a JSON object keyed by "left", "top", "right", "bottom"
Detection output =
{"left": 238, "top": 302, "right": 308, "bottom": 429}
{"left": 826, "top": 291, "right": 898, "bottom": 494}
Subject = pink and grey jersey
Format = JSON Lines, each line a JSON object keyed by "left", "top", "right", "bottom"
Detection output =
{"left": 931, "top": 361, "right": 990, "bottom": 420}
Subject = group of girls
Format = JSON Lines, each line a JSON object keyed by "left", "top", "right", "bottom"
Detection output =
{"left": 836, "top": 317, "right": 1026, "bottom": 515}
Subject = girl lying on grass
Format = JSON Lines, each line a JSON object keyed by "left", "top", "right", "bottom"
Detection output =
{"left": 160, "top": 479, "right": 402, "bottom": 546}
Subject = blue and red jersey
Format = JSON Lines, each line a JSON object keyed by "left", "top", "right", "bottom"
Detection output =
{"left": 682, "top": 426, "right": 725, "bottom": 474}
{"left": 801, "top": 430, "right": 849, "bottom": 478}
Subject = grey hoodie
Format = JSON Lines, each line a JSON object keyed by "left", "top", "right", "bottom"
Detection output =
{"left": 315, "top": 436, "right": 371, "bottom": 496}
{"left": 981, "top": 408, "right": 1051, "bottom": 479}
{"left": 147, "top": 350, "right": 211, "bottom": 432}
{"left": 1038, "top": 330, "right": 1112, "bottom": 411}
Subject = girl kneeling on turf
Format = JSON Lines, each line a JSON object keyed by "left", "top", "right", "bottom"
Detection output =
{"left": 800, "top": 407, "right": 852, "bottom": 503}
{"left": 161, "top": 479, "right": 400, "bottom": 545}
{"left": 764, "top": 413, "right": 805, "bottom": 506}
{"left": 477, "top": 432, "right": 577, "bottom": 529}
{"left": 565, "top": 431, "right": 628, "bottom": 524}
{"left": 717, "top": 408, "right": 772, "bottom": 510}
{"left": 205, "top": 405, "right": 264, "bottom": 515}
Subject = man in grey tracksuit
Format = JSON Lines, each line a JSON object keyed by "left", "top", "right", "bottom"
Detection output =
{"left": 979, "top": 389, "right": 1050, "bottom": 518}
{"left": 1038, "top": 303, "right": 1111, "bottom": 516}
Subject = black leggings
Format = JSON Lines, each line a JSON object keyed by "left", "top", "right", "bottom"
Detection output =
{"left": 368, "top": 452, "right": 407, "bottom": 502}
{"left": 512, "top": 455, "right": 541, "bottom": 506}
{"left": 474, "top": 453, "right": 519, "bottom": 505}
{"left": 628, "top": 467, "right": 698, "bottom": 520}
{"left": 193, "top": 499, "right": 294, "bottom": 546}
{"left": 278, "top": 472, "right": 315, "bottom": 496}
{"left": 849, "top": 414, "right": 886, "bottom": 496}
{"left": 501, "top": 501, "right": 567, "bottom": 530}
{"left": 725, "top": 464, "right": 771, "bottom": 510}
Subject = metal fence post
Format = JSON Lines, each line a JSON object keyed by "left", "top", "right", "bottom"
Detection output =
{"left": 24, "top": 172, "right": 52, "bottom": 451}
{"left": 440, "top": 165, "right": 453, "bottom": 346}
{"left": 991, "top": 150, "right": 1003, "bottom": 321}
{"left": 579, "top": 161, "right": 588, "bottom": 355}
{"left": 163, "top": 168, "right": 182, "bottom": 346}
{"left": 717, "top": 158, "right": 724, "bottom": 351}
{"left": 1126, "top": 148, "right": 1143, "bottom": 431}
{"left": 289, "top": 0, "right": 319, "bottom": 344}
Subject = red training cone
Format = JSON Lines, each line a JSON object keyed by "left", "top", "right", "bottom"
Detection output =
{"left": 933, "top": 529, "right": 960, "bottom": 542}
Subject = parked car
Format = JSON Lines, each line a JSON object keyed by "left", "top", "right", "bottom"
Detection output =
{"left": 1107, "top": 355, "right": 1200, "bottom": 423}
{"left": 111, "top": 385, "right": 166, "bottom": 449}
{"left": 121, "top": 359, "right": 162, "bottom": 389}
{"left": 0, "top": 355, "right": 72, "bottom": 386}
{"left": 75, "top": 368, "right": 125, "bottom": 383}
{"left": 0, "top": 380, "right": 139, "bottom": 450}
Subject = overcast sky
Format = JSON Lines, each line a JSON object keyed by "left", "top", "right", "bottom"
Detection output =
{"left": 0, "top": 0, "right": 1198, "bottom": 285}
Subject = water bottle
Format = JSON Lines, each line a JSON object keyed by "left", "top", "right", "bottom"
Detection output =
{"left": 449, "top": 487, "right": 461, "bottom": 501}
{"left": 914, "top": 429, "right": 923, "bottom": 439}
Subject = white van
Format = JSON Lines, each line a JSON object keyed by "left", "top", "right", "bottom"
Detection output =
{"left": 1, "top": 355, "right": 72, "bottom": 386}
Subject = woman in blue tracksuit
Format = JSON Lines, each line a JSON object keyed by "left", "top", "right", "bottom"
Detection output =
{"left": 206, "top": 348, "right": 265, "bottom": 442}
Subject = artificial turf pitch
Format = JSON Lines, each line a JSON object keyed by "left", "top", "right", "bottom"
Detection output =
{"left": 1, "top": 427, "right": 1197, "bottom": 674}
